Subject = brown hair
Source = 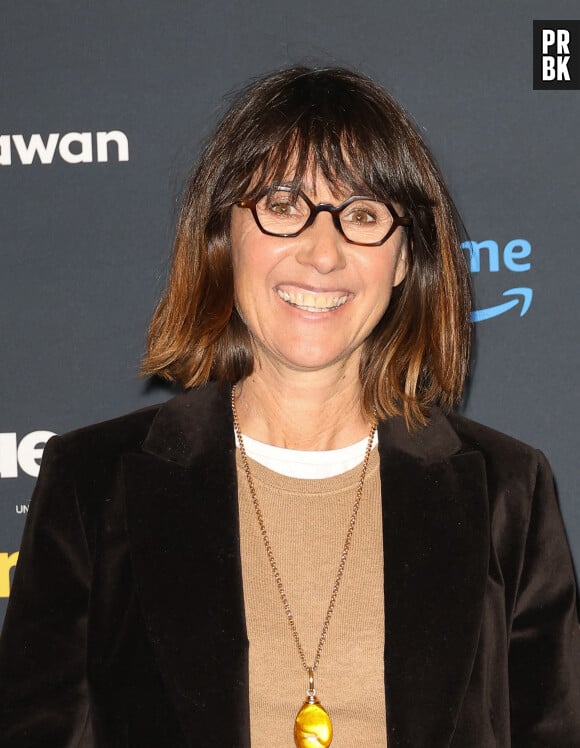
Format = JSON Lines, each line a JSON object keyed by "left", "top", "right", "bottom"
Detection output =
{"left": 142, "top": 66, "right": 471, "bottom": 429}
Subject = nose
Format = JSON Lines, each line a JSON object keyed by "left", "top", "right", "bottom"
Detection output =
{"left": 294, "top": 211, "right": 346, "bottom": 274}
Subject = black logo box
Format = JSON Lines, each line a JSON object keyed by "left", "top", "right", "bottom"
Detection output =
{"left": 533, "top": 20, "right": 580, "bottom": 89}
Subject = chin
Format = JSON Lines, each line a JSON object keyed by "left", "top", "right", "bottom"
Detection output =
{"left": 275, "top": 345, "right": 353, "bottom": 372}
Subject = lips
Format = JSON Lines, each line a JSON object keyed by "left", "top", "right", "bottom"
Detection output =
{"left": 276, "top": 286, "right": 350, "bottom": 313}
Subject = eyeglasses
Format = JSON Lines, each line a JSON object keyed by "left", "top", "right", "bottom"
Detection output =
{"left": 236, "top": 186, "right": 412, "bottom": 247}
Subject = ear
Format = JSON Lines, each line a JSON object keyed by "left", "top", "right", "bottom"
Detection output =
{"left": 392, "top": 241, "right": 408, "bottom": 287}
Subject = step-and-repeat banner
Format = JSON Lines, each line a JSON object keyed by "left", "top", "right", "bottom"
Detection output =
{"left": 1, "top": 2, "right": 579, "bottom": 624}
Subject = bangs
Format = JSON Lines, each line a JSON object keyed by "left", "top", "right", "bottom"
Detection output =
{"left": 244, "top": 120, "right": 409, "bottom": 204}
{"left": 248, "top": 134, "right": 383, "bottom": 202}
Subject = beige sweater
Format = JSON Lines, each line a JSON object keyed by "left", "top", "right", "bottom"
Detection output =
{"left": 236, "top": 447, "right": 387, "bottom": 747}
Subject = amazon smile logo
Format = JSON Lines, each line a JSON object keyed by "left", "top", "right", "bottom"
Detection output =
{"left": 463, "top": 239, "right": 533, "bottom": 323}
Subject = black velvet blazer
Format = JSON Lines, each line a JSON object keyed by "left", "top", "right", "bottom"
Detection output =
{"left": 0, "top": 383, "right": 579, "bottom": 747}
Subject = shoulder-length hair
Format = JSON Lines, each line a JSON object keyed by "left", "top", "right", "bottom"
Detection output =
{"left": 142, "top": 66, "right": 471, "bottom": 429}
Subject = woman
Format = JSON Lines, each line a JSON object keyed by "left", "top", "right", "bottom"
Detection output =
{"left": 0, "top": 67, "right": 579, "bottom": 747}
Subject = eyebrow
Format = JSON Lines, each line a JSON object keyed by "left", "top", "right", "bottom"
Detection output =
{"left": 267, "top": 182, "right": 377, "bottom": 202}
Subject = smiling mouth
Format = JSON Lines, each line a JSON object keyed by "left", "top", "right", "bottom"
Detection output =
{"left": 276, "top": 287, "right": 350, "bottom": 313}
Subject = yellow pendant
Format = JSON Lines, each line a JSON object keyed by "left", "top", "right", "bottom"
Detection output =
{"left": 294, "top": 670, "right": 332, "bottom": 747}
{"left": 294, "top": 698, "right": 333, "bottom": 747}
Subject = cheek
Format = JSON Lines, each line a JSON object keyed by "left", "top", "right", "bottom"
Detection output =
{"left": 233, "top": 246, "right": 265, "bottom": 299}
{"left": 231, "top": 231, "right": 258, "bottom": 298}
{"left": 363, "top": 255, "right": 404, "bottom": 298}
{"left": 232, "top": 239, "right": 279, "bottom": 320}
{"left": 371, "top": 240, "right": 407, "bottom": 290}
{"left": 230, "top": 208, "right": 261, "bottom": 281}
{"left": 233, "top": 233, "right": 289, "bottom": 298}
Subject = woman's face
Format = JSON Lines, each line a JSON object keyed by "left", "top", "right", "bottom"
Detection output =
{"left": 230, "top": 171, "right": 408, "bottom": 377}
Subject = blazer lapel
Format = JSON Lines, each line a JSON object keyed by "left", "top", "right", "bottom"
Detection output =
{"left": 122, "top": 383, "right": 250, "bottom": 747}
{"left": 379, "top": 411, "right": 490, "bottom": 748}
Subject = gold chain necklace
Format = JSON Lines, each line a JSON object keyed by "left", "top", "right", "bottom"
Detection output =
{"left": 231, "top": 387, "right": 377, "bottom": 748}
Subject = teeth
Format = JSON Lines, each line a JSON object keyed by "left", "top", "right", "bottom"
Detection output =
{"left": 276, "top": 288, "right": 348, "bottom": 312}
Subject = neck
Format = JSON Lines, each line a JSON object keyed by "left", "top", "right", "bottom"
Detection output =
{"left": 234, "top": 358, "right": 371, "bottom": 450}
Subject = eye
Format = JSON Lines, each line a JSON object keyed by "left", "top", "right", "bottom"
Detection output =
{"left": 257, "top": 189, "right": 308, "bottom": 221}
{"left": 343, "top": 206, "right": 377, "bottom": 224}
{"left": 269, "top": 200, "right": 298, "bottom": 216}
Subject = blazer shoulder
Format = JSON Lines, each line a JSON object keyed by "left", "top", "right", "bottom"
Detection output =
{"left": 446, "top": 411, "right": 548, "bottom": 490}
{"left": 56, "top": 402, "right": 161, "bottom": 455}
{"left": 42, "top": 401, "right": 167, "bottom": 489}
{"left": 448, "top": 412, "right": 542, "bottom": 460}
{"left": 42, "top": 383, "right": 231, "bottom": 484}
